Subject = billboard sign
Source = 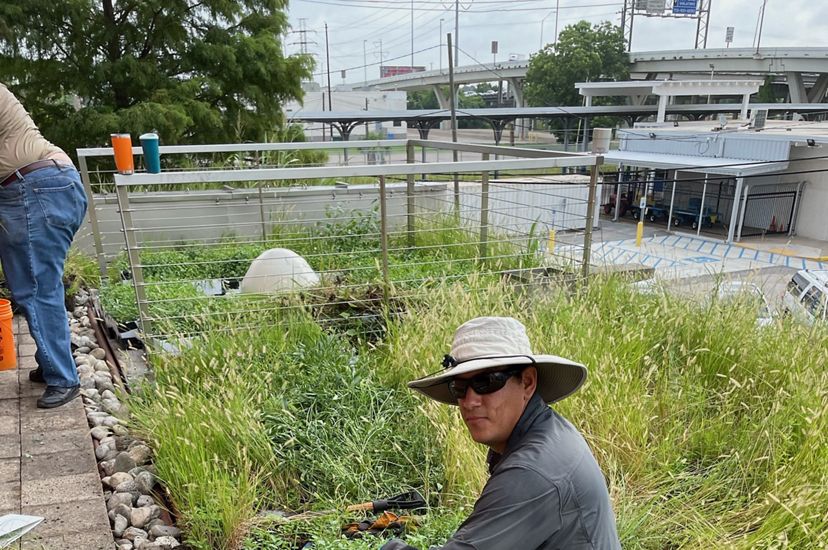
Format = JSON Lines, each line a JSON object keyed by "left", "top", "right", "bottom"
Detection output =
{"left": 380, "top": 66, "right": 426, "bottom": 78}
{"left": 672, "top": 0, "right": 698, "bottom": 15}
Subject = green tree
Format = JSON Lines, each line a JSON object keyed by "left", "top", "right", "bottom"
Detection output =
{"left": 525, "top": 21, "right": 628, "bottom": 107}
{"left": 407, "top": 90, "right": 440, "bottom": 110}
{"left": 0, "top": 0, "right": 312, "bottom": 154}
{"left": 755, "top": 76, "right": 779, "bottom": 103}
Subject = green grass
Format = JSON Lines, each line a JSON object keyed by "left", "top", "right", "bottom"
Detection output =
{"left": 124, "top": 276, "right": 828, "bottom": 549}
{"left": 100, "top": 211, "right": 542, "bottom": 334}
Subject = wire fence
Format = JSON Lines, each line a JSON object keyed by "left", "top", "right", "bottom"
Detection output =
{"left": 80, "top": 140, "right": 603, "bottom": 343}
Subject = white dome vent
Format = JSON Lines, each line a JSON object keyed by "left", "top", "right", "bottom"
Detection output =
{"left": 240, "top": 248, "right": 320, "bottom": 294}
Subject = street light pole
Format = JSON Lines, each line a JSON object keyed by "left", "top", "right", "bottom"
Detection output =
{"left": 554, "top": 0, "right": 560, "bottom": 45}
{"left": 410, "top": 0, "right": 414, "bottom": 68}
{"left": 440, "top": 18, "right": 444, "bottom": 71}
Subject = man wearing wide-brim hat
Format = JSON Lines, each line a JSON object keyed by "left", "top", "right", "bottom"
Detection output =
{"left": 382, "top": 316, "right": 620, "bottom": 550}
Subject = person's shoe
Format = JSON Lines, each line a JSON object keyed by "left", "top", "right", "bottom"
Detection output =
{"left": 28, "top": 367, "right": 46, "bottom": 384}
{"left": 37, "top": 385, "right": 80, "bottom": 409}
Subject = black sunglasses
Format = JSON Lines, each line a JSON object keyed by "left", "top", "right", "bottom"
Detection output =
{"left": 448, "top": 367, "right": 525, "bottom": 400}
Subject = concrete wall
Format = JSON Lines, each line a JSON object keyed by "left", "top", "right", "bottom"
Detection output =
{"left": 77, "top": 179, "right": 600, "bottom": 271}
{"left": 787, "top": 147, "right": 828, "bottom": 241}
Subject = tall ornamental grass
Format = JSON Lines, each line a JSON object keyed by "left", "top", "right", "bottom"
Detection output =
{"left": 128, "top": 277, "right": 828, "bottom": 549}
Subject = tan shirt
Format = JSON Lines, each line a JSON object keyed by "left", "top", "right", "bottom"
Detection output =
{"left": 0, "top": 83, "right": 64, "bottom": 181}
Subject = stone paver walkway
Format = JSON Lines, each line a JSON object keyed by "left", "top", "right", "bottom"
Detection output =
{"left": 0, "top": 315, "right": 113, "bottom": 549}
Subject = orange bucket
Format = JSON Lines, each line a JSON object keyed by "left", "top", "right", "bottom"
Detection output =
{"left": 0, "top": 299, "right": 16, "bottom": 370}
{"left": 111, "top": 133, "right": 135, "bottom": 175}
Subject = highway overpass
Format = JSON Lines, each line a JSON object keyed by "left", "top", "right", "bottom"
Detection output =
{"left": 351, "top": 47, "right": 828, "bottom": 106}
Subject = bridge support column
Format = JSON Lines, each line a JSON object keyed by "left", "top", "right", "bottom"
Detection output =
{"left": 508, "top": 78, "right": 527, "bottom": 139}
{"left": 656, "top": 95, "right": 668, "bottom": 123}
{"left": 740, "top": 93, "right": 751, "bottom": 120}
{"left": 432, "top": 85, "right": 450, "bottom": 110}
{"left": 787, "top": 72, "right": 808, "bottom": 104}
{"left": 808, "top": 74, "right": 828, "bottom": 103}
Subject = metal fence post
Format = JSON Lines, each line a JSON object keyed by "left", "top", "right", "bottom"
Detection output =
{"left": 406, "top": 141, "right": 416, "bottom": 247}
{"left": 581, "top": 156, "right": 602, "bottom": 282}
{"left": 258, "top": 185, "right": 268, "bottom": 241}
{"left": 379, "top": 175, "right": 390, "bottom": 302}
{"left": 114, "top": 180, "right": 152, "bottom": 336}
{"left": 77, "top": 155, "right": 108, "bottom": 279}
{"left": 480, "top": 153, "right": 490, "bottom": 262}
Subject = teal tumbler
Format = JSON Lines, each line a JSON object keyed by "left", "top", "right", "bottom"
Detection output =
{"left": 140, "top": 132, "right": 161, "bottom": 173}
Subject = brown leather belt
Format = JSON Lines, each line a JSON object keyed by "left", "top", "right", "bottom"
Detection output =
{"left": 1, "top": 159, "right": 72, "bottom": 187}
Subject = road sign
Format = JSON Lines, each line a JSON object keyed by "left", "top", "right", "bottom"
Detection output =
{"left": 726, "top": 27, "right": 735, "bottom": 45}
{"left": 672, "top": 0, "right": 698, "bottom": 15}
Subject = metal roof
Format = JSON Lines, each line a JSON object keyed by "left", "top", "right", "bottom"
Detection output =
{"left": 287, "top": 103, "right": 828, "bottom": 124}
{"left": 603, "top": 150, "right": 789, "bottom": 177}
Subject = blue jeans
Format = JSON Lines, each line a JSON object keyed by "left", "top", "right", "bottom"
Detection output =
{"left": 0, "top": 163, "right": 88, "bottom": 387}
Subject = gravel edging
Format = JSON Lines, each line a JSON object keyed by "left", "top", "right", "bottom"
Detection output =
{"left": 70, "top": 291, "right": 183, "bottom": 550}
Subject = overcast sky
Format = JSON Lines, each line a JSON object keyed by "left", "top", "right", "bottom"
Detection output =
{"left": 284, "top": 0, "right": 828, "bottom": 86}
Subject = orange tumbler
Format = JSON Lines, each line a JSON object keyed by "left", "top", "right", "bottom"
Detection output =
{"left": 0, "top": 299, "right": 16, "bottom": 371}
{"left": 111, "top": 133, "right": 135, "bottom": 175}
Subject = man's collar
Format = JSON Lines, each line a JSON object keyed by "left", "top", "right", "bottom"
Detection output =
{"left": 487, "top": 392, "right": 548, "bottom": 472}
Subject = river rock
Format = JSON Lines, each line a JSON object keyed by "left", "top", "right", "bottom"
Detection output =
{"left": 113, "top": 514, "right": 129, "bottom": 537}
{"left": 123, "top": 527, "right": 148, "bottom": 542}
{"left": 95, "top": 360, "right": 111, "bottom": 373}
{"left": 152, "top": 536, "right": 181, "bottom": 549}
{"left": 130, "top": 506, "right": 154, "bottom": 529}
{"left": 112, "top": 423, "right": 130, "bottom": 436}
{"left": 91, "top": 347, "right": 107, "bottom": 360}
{"left": 112, "top": 503, "right": 132, "bottom": 521}
{"left": 95, "top": 444, "right": 112, "bottom": 461}
{"left": 114, "top": 452, "right": 137, "bottom": 473}
{"left": 99, "top": 459, "right": 116, "bottom": 477}
{"left": 107, "top": 492, "right": 133, "bottom": 511}
{"left": 136, "top": 495, "right": 154, "bottom": 508}
{"left": 134, "top": 471, "right": 155, "bottom": 494}
{"left": 80, "top": 375, "right": 96, "bottom": 391}
{"left": 103, "top": 416, "right": 121, "bottom": 427}
{"left": 149, "top": 525, "right": 181, "bottom": 539}
{"left": 74, "top": 355, "right": 90, "bottom": 366}
{"left": 108, "top": 472, "right": 133, "bottom": 488}
{"left": 128, "top": 445, "right": 152, "bottom": 466}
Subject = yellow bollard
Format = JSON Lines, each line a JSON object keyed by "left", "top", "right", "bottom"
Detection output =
{"left": 547, "top": 229, "right": 556, "bottom": 255}
{"left": 635, "top": 221, "right": 644, "bottom": 247}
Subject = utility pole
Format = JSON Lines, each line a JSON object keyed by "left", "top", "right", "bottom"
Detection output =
{"left": 554, "top": 0, "right": 560, "bottom": 45}
{"left": 447, "top": 33, "right": 459, "bottom": 218}
{"left": 754, "top": 0, "right": 768, "bottom": 54}
{"left": 325, "top": 23, "right": 333, "bottom": 140}
{"left": 455, "top": 0, "right": 459, "bottom": 67}
{"left": 411, "top": 0, "right": 414, "bottom": 68}
{"left": 439, "top": 19, "right": 445, "bottom": 72}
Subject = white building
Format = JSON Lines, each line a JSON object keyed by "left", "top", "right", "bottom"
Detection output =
{"left": 602, "top": 119, "right": 828, "bottom": 243}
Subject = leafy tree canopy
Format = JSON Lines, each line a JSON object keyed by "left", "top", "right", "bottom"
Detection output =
{"left": 525, "top": 20, "right": 628, "bottom": 107}
{"left": 0, "top": 0, "right": 313, "bottom": 154}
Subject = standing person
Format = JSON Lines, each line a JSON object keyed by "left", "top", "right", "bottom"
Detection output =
{"left": 0, "top": 82, "right": 88, "bottom": 408}
{"left": 382, "top": 316, "right": 621, "bottom": 549}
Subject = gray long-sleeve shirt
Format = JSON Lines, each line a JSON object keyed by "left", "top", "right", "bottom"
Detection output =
{"left": 382, "top": 394, "right": 620, "bottom": 550}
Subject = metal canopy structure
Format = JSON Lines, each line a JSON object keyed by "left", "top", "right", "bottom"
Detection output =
{"left": 289, "top": 103, "right": 828, "bottom": 143}
{"left": 603, "top": 149, "right": 792, "bottom": 243}
{"left": 603, "top": 150, "right": 789, "bottom": 178}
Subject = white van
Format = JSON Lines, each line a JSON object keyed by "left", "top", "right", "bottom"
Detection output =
{"left": 782, "top": 270, "right": 828, "bottom": 325}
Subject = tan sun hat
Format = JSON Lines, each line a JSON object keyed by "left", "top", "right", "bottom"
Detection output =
{"left": 408, "top": 316, "right": 587, "bottom": 405}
